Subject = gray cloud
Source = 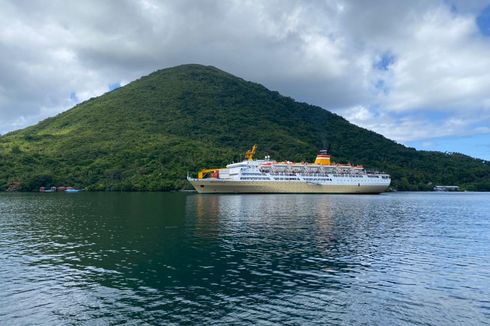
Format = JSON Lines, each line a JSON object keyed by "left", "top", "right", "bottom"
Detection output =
{"left": 1, "top": 0, "right": 490, "bottom": 155}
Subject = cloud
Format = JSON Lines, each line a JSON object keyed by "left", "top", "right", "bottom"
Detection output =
{"left": 342, "top": 105, "right": 490, "bottom": 142}
{"left": 378, "top": 7, "right": 490, "bottom": 113}
{"left": 0, "top": 0, "right": 489, "bottom": 159}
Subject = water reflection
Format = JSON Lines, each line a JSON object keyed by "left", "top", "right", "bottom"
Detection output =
{"left": 187, "top": 194, "right": 368, "bottom": 292}
{"left": 1, "top": 192, "right": 489, "bottom": 324}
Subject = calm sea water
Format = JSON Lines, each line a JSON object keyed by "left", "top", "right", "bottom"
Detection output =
{"left": 0, "top": 192, "right": 489, "bottom": 325}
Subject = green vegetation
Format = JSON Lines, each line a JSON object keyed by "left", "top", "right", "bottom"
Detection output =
{"left": 0, "top": 64, "right": 489, "bottom": 191}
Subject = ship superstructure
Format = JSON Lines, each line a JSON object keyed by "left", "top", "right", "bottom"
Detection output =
{"left": 187, "top": 145, "right": 391, "bottom": 194}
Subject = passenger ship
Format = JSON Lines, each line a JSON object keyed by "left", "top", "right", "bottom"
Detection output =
{"left": 187, "top": 145, "right": 391, "bottom": 194}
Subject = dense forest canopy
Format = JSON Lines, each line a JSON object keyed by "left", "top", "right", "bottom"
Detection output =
{"left": 0, "top": 64, "right": 489, "bottom": 191}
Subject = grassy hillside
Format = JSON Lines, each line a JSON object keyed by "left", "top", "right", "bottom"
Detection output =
{"left": 1, "top": 64, "right": 489, "bottom": 191}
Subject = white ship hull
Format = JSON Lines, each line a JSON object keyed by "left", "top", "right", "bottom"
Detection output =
{"left": 188, "top": 178, "right": 389, "bottom": 194}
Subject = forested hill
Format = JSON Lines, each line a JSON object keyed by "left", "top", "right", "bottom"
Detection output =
{"left": 1, "top": 64, "right": 489, "bottom": 191}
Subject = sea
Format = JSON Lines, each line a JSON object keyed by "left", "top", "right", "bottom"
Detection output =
{"left": 0, "top": 192, "right": 489, "bottom": 325}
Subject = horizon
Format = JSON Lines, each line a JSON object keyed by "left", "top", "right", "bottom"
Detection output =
{"left": 1, "top": 1, "right": 490, "bottom": 160}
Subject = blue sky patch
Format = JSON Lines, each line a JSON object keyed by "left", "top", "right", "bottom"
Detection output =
{"left": 374, "top": 79, "right": 389, "bottom": 94}
{"left": 109, "top": 82, "right": 121, "bottom": 91}
{"left": 413, "top": 111, "right": 449, "bottom": 124}
{"left": 407, "top": 133, "right": 490, "bottom": 161}
{"left": 477, "top": 5, "right": 490, "bottom": 37}
{"left": 69, "top": 92, "right": 79, "bottom": 103}
{"left": 374, "top": 52, "right": 395, "bottom": 71}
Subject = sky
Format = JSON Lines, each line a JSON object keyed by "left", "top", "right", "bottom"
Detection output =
{"left": 1, "top": 0, "right": 490, "bottom": 160}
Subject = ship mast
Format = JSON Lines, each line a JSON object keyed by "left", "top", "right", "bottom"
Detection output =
{"left": 244, "top": 144, "right": 257, "bottom": 161}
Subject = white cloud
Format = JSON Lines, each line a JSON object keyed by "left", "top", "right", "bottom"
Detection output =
{"left": 380, "top": 7, "right": 490, "bottom": 113}
{"left": 342, "top": 105, "right": 490, "bottom": 142}
{"left": 0, "top": 0, "right": 489, "bottom": 158}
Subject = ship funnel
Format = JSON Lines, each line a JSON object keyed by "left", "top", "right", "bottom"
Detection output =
{"left": 314, "top": 149, "right": 331, "bottom": 165}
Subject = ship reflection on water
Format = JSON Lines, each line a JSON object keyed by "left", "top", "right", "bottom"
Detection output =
{"left": 186, "top": 194, "right": 345, "bottom": 274}
{"left": 188, "top": 194, "right": 336, "bottom": 239}
{"left": 184, "top": 194, "right": 350, "bottom": 302}
{"left": 184, "top": 193, "right": 412, "bottom": 293}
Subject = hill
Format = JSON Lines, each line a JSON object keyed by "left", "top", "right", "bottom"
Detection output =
{"left": 1, "top": 64, "right": 489, "bottom": 191}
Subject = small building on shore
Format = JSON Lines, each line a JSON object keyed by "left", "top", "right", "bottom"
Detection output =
{"left": 433, "top": 185, "right": 460, "bottom": 191}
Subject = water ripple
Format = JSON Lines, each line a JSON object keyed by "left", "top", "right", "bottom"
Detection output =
{"left": 1, "top": 192, "right": 489, "bottom": 325}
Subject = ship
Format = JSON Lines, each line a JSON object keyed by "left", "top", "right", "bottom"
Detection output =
{"left": 187, "top": 145, "right": 391, "bottom": 194}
